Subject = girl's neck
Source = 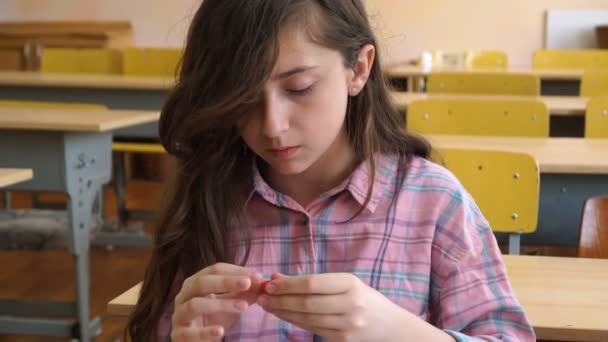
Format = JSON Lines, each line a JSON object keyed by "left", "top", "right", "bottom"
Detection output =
{"left": 263, "top": 128, "right": 359, "bottom": 209}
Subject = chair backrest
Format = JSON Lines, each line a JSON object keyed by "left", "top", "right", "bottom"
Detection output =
{"left": 585, "top": 96, "right": 608, "bottom": 138}
{"left": 465, "top": 50, "right": 508, "bottom": 69}
{"left": 427, "top": 72, "right": 540, "bottom": 96}
{"left": 407, "top": 98, "right": 549, "bottom": 137}
{"left": 40, "top": 48, "right": 122, "bottom": 74}
{"left": 0, "top": 100, "right": 106, "bottom": 110}
{"left": 580, "top": 71, "right": 608, "bottom": 97}
{"left": 122, "top": 47, "right": 182, "bottom": 77}
{"left": 533, "top": 49, "right": 608, "bottom": 69}
{"left": 578, "top": 196, "right": 608, "bottom": 258}
{"left": 436, "top": 148, "right": 539, "bottom": 234}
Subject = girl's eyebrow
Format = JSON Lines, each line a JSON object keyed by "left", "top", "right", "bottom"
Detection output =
{"left": 272, "top": 65, "right": 319, "bottom": 80}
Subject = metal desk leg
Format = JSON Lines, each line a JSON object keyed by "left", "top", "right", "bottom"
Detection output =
{"left": 0, "top": 131, "right": 110, "bottom": 341}
{"left": 91, "top": 151, "right": 152, "bottom": 249}
{"left": 63, "top": 132, "right": 112, "bottom": 341}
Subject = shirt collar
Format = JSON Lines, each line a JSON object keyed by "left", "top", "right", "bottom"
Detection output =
{"left": 248, "top": 154, "right": 398, "bottom": 214}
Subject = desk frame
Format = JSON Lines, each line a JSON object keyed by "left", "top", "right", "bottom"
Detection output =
{"left": 0, "top": 130, "right": 111, "bottom": 340}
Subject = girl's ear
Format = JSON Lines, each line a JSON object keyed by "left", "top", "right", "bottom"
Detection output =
{"left": 348, "top": 44, "right": 375, "bottom": 96}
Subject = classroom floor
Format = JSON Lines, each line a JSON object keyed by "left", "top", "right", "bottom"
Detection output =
{"left": 0, "top": 176, "right": 577, "bottom": 341}
{"left": 0, "top": 180, "right": 157, "bottom": 342}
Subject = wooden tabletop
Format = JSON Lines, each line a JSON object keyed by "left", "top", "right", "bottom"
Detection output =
{"left": 385, "top": 64, "right": 585, "bottom": 81}
{"left": 503, "top": 255, "right": 608, "bottom": 341}
{"left": 391, "top": 92, "right": 588, "bottom": 116}
{"left": 0, "top": 107, "right": 160, "bottom": 132}
{"left": 107, "top": 255, "right": 608, "bottom": 341}
{"left": 0, "top": 71, "right": 173, "bottom": 90}
{"left": 0, "top": 168, "right": 33, "bottom": 188}
{"left": 0, "top": 69, "right": 585, "bottom": 93}
{"left": 426, "top": 135, "right": 608, "bottom": 175}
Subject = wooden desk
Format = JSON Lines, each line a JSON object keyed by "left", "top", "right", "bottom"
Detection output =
{"left": 0, "top": 107, "right": 159, "bottom": 131}
{"left": 385, "top": 64, "right": 584, "bottom": 81}
{"left": 504, "top": 255, "right": 608, "bottom": 341}
{"left": 0, "top": 71, "right": 170, "bottom": 139}
{"left": 0, "top": 107, "right": 158, "bottom": 340}
{"left": 385, "top": 65, "right": 584, "bottom": 96}
{"left": 426, "top": 135, "right": 608, "bottom": 174}
{"left": 0, "top": 168, "right": 33, "bottom": 188}
{"left": 426, "top": 135, "right": 608, "bottom": 246}
{"left": 0, "top": 71, "right": 172, "bottom": 90}
{"left": 107, "top": 255, "right": 608, "bottom": 341}
{"left": 391, "top": 92, "right": 588, "bottom": 117}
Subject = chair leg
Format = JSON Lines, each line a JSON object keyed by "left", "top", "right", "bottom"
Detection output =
{"left": 3, "top": 192, "right": 11, "bottom": 209}
{"left": 114, "top": 151, "right": 129, "bottom": 227}
{"left": 508, "top": 234, "right": 521, "bottom": 255}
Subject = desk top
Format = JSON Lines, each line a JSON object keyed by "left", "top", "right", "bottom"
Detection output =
{"left": 503, "top": 255, "right": 608, "bottom": 341}
{"left": 385, "top": 64, "right": 585, "bottom": 81}
{"left": 107, "top": 255, "right": 608, "bottom": 341}
{"left": 0, "top": 69, "right": 585, "bottom": 92}
{"left": 0, "top": 107, "right": 159, "bottom": 132}
{"left": 391, "top": 92, "right": 588, "bottom": 117}
{"left": 0, "top": 168, "right": 33, "bottom": 188}
{"left": 426, "top": 135, "right": 608, "bottom": 175}
{"left": 0, "top": 71, "right": 173, "bottom": 90}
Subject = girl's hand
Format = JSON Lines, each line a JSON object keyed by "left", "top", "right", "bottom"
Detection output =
{"left": 171, "top": 263, "right": 263, "bottom": 341}
{"left": 256, "top": 273, "right": 408, "bottom": 342}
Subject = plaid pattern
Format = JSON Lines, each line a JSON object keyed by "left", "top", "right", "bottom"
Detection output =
{"left": 158, "top": 155, "right": 535, "bottom": 341}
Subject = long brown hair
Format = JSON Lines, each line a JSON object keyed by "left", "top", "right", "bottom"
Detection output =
{"left": 126, "top": 1, "right": 430, "bottom": 340}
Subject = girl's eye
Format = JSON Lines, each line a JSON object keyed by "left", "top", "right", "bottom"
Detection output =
{"left": 287, "top": 85, "right": 313, "bottom": 96}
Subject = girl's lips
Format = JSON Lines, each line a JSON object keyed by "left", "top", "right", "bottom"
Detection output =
{"left": 267, "top": 146, "right": 299, "bottom": 159}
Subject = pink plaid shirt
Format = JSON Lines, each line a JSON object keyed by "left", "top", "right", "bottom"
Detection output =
{"left": 158, "top": 155, "right": 535, "bottom": 341}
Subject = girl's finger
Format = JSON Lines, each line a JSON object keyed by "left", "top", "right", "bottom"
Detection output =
{"left": 171, "top": 325, "right": 224, "bottom": 341}
{"left": 173, "top": 296, "right": 249, "bottom": 325}
{"left": 177, "top": 274, "right": 252, "bottom": 304}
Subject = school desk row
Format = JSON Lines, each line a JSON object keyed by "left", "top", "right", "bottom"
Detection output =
{"left": 1, "top": 105, "right": 607, "bottom": 248}
{"left": 0, "top": 106, "right": 606, "bottom": 339}
{"left": 0, "top": 108, "right": 158, "bottom": 340}
{"left": 0, "top": 71, "right": 589, "bottom": 139}
{"left": 384, "top": 64, "right": 585, "bottom": 95}
{"left": 0, "top": 66, "right": 587, "bottom": 95}
{"left": 106, "top": 255, "right": 608, "bottom": 341}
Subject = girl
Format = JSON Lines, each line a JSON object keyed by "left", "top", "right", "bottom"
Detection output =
{"left": 127, "top": 1, "right": 535, "bottom": 341}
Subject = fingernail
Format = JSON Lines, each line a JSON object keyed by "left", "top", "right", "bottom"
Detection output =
{"left": 265, "top": 283, "right": 277, "bottom": 294}
{"left": 257, "top": 295, "right": 269, "bottom": 306}
{"left": 234, "top": 300, "right": 248, "bottom": 311}
{"left": 211, "top": 327, "right": 223, "bottom": 336}
{"left": 237, "top": 278, "right": 249, "bottom": 289}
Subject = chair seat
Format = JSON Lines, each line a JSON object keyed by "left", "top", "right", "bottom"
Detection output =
{"left": 579, "top": 196, "right": 608, "bottom": 258}
{"left": 112, "top": 142, "right": 166, "bottom": 154}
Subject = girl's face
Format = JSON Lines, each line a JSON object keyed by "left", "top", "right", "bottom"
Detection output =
{"left": 239, "top": 26, "right": 371, "bottom": 176}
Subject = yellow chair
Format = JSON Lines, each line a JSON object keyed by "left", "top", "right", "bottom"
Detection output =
{"left": 122, "top": 47, "right": 182, "bottom": 77}
{"left": 0, "top": 100, "right": 105, "bottom": 110}
{"left": 580, "top": 71, "right": 608, "bottom": 97}
{"left": 40, "top": 48, "right": 122, "bottom": 74}
{"left": 585, "top": 96, "right": 608, "bottom": 138}
{"left": 465, "top": 50, "right": 508, "bottom": 69}
{"left": 407, "top": 98, "right": 549, "bottom": 137}
{"left": 533, "top": 49, "right": 608, "bottom": 69}
{"left": 437, "top": 149, "right": 540, "bottom": 254}
{"left": 427, "top": 72, "right": 540, "bottom": 96}
{"left": 117, "top": 48, "right": 176, "bottom": 225}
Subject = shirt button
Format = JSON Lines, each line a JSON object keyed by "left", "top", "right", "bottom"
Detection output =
{"left": 300, "top": 217, "right": 309, "bottom": 225}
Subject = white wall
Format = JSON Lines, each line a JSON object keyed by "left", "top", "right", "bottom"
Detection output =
{"left": 2, "top": 0, "right": 608, "bottom": 67}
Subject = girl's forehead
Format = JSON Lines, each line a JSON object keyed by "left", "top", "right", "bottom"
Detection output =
{"left": 272, "top": 26, "right": 337, "bottom": 76}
